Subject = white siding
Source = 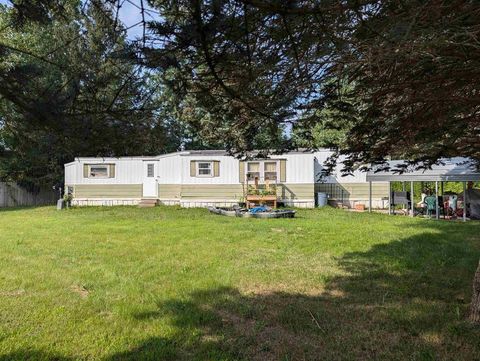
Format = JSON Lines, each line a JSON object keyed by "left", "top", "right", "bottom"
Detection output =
{"left": 314, "top": 150, "right": 368, "bottom": 183}
{"left": 181, "top": 153, "right": 315, "bottom": 185}
{"left": 271, "top": 153, "right": 314, "bottom": 183}
{"left": 70, "top": 159, "right": 144, "bottom": 184}
{"left": 158, "top": 155, "right": 182, "bottom": 184}
{"left": 64, "top": 163, "right": 76, "bottom": 184}
{"left": 65, "top": 151, "right": 368, "bottom": 190}
{"left": 181, "top": 155, "right": 240, "bottom": 184}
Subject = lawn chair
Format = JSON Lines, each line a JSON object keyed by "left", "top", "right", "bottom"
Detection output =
{"left": 424, "top": 196, "right": 436, "bottom": 217}
{"left": 391, "top": 191, "right": 411, "bottom": 215}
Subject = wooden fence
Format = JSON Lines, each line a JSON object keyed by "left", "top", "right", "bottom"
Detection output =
{"left": 0, "top": 182, "right": 57, "bottom": 208}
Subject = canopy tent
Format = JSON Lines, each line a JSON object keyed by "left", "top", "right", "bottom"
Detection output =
{"left": 366, "top": 158, "right": 480, "bottom": 221}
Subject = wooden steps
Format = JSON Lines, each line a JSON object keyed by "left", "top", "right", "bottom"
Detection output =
{"left": 138, "top": 199, "right": 158, "bottom": 208}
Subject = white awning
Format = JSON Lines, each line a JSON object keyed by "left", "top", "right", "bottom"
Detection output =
{"left": 366, "top": 158, "right": 480, "bottom": 182}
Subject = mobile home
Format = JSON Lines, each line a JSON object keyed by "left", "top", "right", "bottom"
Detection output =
{"left": 64, "top": 149, "right": 389, "bottom": 208}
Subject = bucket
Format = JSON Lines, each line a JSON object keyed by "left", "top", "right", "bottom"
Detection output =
{"left": 317, "top": 192, "right": 328, "bottom": 207}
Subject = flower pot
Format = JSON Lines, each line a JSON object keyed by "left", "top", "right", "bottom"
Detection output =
{"left": 355, "top": 203, "right": 365, "bottom": 211}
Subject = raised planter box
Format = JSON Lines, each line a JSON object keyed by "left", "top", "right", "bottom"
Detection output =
{"left": 246, "top": 195, "right": 277, "bottom": 208}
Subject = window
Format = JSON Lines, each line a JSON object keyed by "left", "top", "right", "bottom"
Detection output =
{"left": 147, "top": 164, "right": 154, "bottom": 177}
{"left": 197, "top": 162, "right": 213, "bottom": 176}
{"left": 246, "top": 161, "right": 279, "bottom": 181}
{"left": 89, "top": 165, "right": 109, "bottom": 178}
{"left": 247, "top": 162, "right": 260, "bottom": 180}
{"left": 264, "top": 162, "right": 277, "bottom": 181}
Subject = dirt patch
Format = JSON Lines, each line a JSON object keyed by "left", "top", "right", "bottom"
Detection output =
{"left": 241, "top": 283, "right": 327, "bottom": 297}
{"left": 71, "top": 284, "right": 89, "bottom": 298}
{"left": 0, "top": 289, "right": 25, "bottom": 297}
{"left": 215, "top": 308, "right": 323, "bottom": 361}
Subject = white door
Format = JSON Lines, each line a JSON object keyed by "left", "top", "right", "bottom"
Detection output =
{"left": 142, "top": 162, "right": 158, "bottom": 198}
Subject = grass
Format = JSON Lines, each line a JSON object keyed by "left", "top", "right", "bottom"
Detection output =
{"left": 0, "top": 206, "right": 479, "bottom": 360}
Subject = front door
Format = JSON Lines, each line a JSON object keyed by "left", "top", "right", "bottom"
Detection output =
{"left": 143, "top": 162, "right": 158, "bottom": 198}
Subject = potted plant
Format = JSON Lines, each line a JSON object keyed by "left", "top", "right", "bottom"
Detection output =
{"left": 63, "top": 192, "right": 73, "bottom": 208}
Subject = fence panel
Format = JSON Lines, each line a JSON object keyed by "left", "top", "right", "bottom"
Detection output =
{"left": 0, "top": 182, "right": 57, "bottom": 207}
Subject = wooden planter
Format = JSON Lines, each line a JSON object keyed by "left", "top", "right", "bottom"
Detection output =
{"left": 246, "top": 194, "right": 277, "bottom": 209}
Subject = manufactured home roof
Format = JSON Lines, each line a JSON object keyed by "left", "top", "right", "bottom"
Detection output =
{"left": 67, "top": 151, "right": 189, "bottom": 164}
{"left": 366, "top": 158, "right": 480, "bottom": 182}
{"left": 180, "top": 148, "right": 315, "bottom": 156}
{"left": 181, "top": 150, "right": 229, "bottom": 156}
{"left": 65, "top": 149, "right": 323, "bottom": 166}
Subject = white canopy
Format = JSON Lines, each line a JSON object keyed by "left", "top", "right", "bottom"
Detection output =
{"left": 366, "top": 158, "right": 480, "bottom": 182}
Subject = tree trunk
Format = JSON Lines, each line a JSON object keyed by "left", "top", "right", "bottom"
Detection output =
{"left": 470, "top": 260, "right": 480, "bottom": 324}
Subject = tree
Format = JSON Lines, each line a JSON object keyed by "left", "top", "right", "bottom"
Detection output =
{"left": 150, "top": 75, "right": 289, "bottom": 152}
{"left": 139, "top": 0, "right": 480, "bottom": 323}
{"left": 471, "top": 261, "right": 480, "bottom": 324}
{"left": 329, "top": 1, "right": 480, "bottom": 173}
{"left": 292, "top": 79, "right": 357, "bottom": 151}
{"left": 0, "top": 0, "right": 180, "bottom": 187}
{"left": 142, "top": 0, "right": 338, "bottom": 156}
{"left": 138, "top": 0, "right": 480, "bottom": 169}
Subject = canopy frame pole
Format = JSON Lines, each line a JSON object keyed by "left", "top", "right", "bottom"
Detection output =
{"left": 463, "top": 181, "right": 467, "bottom": 222}
{"left": 410, "top": 181, "right": 414, "bottom": 217}
{"left": 369, "top": 181, "right": 372, "bottom": 213}
{"left": 388, "top": 182, "right": 392, "bottom": 215}
{"left": 435, "top": 181, "right": 439, "bottom": 220}
{"left": 441, "top": 181, "right": 444, "bottom": 219}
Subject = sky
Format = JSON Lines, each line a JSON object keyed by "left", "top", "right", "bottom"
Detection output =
{"left": 116, "top": 0, "right": 160, "bottom": 40}
{"left": 0, "top": 0, "right": 154, "bottom": 40}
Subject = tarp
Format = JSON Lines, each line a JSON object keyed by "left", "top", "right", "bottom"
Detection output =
{"left": 249, "top": 206, "right": 269, "bottom": 213}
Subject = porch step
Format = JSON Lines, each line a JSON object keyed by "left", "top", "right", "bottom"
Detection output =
{"left": 138, "top": 199, "right": 158, "bottom": 208}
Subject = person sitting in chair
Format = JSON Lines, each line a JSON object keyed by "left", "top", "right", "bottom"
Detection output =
{"left": 417, "top": 188, "right": 431, "bottom": 214}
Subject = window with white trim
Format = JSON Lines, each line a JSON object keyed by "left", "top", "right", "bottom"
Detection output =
{"left": 197, "top": 162, "right": 213, "bottom": 176}
{"left": 246, "top": 161, "right": 278, "bottom": 181}
{"left": 264, "top": 162, "right": 278, "bottom": 181}
{"left": 89, "top": 165, "right": 109, "bottom": 178}
{"left": 247, "top": 162, "right": 260, "bottom": 181}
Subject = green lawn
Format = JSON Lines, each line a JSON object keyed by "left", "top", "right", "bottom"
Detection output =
{"left": 0, "top": 206, "right": 479, "bottom": 360}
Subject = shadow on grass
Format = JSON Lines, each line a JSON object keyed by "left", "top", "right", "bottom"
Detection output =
{"left": 2, "top": 219, "right": 479, "bottom": 360}
{"left": 0, "top": 350, "right": 73, "bottom": 361}
{"left": 103, "top": 221, "right": 480, "bottom": 360}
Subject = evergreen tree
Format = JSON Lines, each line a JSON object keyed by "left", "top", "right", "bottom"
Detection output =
{"left": 0, "top": 1, "right": 179, "bottom": 187}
